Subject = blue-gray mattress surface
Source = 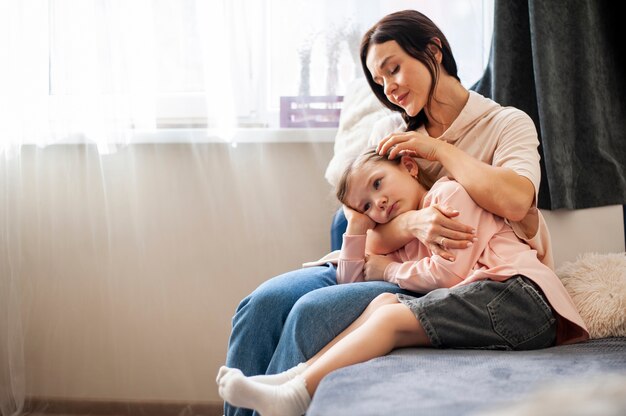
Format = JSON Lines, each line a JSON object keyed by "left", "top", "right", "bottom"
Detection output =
{"left": 307, "top": 337, "right": 626, "bottom": 415}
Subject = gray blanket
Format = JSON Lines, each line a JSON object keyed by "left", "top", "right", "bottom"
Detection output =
{"left": 307, "top": 337, "right": 626, "bottom": 415}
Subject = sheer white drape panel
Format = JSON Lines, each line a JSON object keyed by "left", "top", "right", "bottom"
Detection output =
{"left": 0, "top": 2, "right": 494, "bottom": 413}
{"left": 1, "top": 158, "right": 25, "bottom": 416}
{"left": 0, "top": 0, "right": 243, "bottom": 155}
{"left": 0, "top": 0, "right": 493, "bottom": 154}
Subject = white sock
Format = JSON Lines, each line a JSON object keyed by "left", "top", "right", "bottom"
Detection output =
{"left": 218, "top": 369, "right": 310, "bottom": 416}
{"left": 216, "top": 363, "right": 308, "bottom": 386}
{"left": 216, "top": 365, "right": 230, "bottom": 384}
{"left": 250, "top": 362, "right": 309, "bottom": 385}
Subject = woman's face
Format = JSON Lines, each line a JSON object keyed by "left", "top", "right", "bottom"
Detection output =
{"left": 365, "top": 40, "right": 434, "bottom": 117}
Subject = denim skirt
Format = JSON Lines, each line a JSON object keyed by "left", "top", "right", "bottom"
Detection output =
{"left": 397, "top": 275, "right": 557, "bottom": 351}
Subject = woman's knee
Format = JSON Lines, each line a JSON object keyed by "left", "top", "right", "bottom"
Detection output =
{"left": 244, "top": 287, "right": 281, "bottom": 310}
{"left": 234, "top": 281, "right": 296, "bottom": 322}
{"left": 238, "top": 267, "right": 332, "bottom": 315}
{"left": 290, "top": 291, "right": 330, "bottom": 323}
{"left": 288, "top": 288, "right": 363, "bottom": 337}
{"left": 283, "top": 293, "right": 337, "bottom": 347}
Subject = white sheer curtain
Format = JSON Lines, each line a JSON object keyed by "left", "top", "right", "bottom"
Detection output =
{"left": 1, "top": 157, "right": 25, "bottom": 416}
{"left": 0, "top": 2, "right": 238, "bottom": 414}
{"left": 0, "top": 0, "right": 242, "bottom": 157}
{"left": 0, "top": 0, "right": 491, "bottom": 157}
{"left": 0, "top": 2, "right": 492, "bottom": 415}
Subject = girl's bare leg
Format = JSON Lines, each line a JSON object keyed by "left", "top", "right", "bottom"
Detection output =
{"left": 217, "top": 293, "right": 430, "bottom": 416}
{"left": 305, "top": 292, "right": 403, "bottom": 365}
{"left": 218, "top": 292, "right": 405, "bottom": 386}
{"left": 302, "top": 294, "right": 430, "bottom": 396}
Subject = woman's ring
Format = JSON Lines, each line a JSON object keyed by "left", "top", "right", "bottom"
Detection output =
{"left": 439, "top": 237, "right": 445, "bottom": 247}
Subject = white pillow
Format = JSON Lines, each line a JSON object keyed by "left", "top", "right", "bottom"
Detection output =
{"left": 557, "top": 252, "right": 626, "bottom": 339}
{"left": 324, "top": 78, "right": 401, "bottom": 188}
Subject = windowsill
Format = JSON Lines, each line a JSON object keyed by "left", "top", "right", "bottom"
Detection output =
{"left": 27, "top": 127, "right": 338, "bottom": 146}
{"left": 132, "top": 127, "right": 338, "bottom": 144}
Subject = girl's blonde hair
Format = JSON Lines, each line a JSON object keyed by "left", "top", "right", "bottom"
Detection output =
{"left": 336, "top": 148, "right": 395, "bottom": 206}
{"left": 335, "top": 147, "right": 428, "bottom": 208}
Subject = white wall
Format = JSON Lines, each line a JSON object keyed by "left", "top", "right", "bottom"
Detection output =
{"left": 544, "top": 206, "right": 625, "bottom": 268}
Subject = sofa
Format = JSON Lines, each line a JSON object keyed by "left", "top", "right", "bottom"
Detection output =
{"left": 308, "top": 79, "right": 626, "bottom": 415}
{"left": 308, "top": 337, "right": 626, "bottom": 415}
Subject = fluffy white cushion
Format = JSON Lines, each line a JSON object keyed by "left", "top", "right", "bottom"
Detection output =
{"left": 557, "top": 252, "right": 626, "bottom": 339}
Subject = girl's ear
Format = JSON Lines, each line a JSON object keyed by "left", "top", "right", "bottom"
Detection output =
{"left": 400, "top": 155, "right": 419, "bottom": 179}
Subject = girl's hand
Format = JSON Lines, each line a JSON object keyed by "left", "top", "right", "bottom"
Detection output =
{"left": 377, "top": 131, "right": 444, "bottom": 161}
{"left": 403, "top": 205, "right": 475, "bottom": 261}
{"left": 363, "top": 254, "right": 393, "bottom": 281}
{"left": 343, "top": 205, "right": 376, "bottom": 235}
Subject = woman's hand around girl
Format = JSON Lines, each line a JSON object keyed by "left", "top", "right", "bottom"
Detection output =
{"left": 366, "top": 203, "right": 475, "bottom": 262}
{"left": 398, "top": 206, "right": 475, "bottom": 261}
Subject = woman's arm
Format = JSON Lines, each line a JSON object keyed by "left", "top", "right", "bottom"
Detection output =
{"left": 379, "top": 132, "right": 535, "bottom": 222}
{"left": 436, "top": 142, "right": 535, "bottom": 221}
{"left": 366, "top": 204, "right": 475, "bottom": 261}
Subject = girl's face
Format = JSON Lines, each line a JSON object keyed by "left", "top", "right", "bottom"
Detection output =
{"left": 365, "top": 40, "right": 434, "bottom": 117}
{"left": 344, "top": 157, "right": 423, "bottom": 224}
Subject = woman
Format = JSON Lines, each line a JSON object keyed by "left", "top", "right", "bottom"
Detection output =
{"left": 224, "top": 10, "right": 550, "bottom": 416}
{"left": 357, "top": 10, "right": 549, "bottom": 264}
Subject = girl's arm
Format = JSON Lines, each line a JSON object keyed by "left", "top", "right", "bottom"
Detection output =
{"left": 365, "top": 204, "right": 474, "bottom": 260}
{"left": 337, "top": 206, "right": 375, "bottom": 284}
{"left": 381, "top": 181, "right": 501, "bottom": 292}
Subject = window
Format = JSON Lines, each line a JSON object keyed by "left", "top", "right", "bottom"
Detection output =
{"left": 1, "top": 0, "right": 493, "bottom": 151}
{"left": 150, "top": 0, "right": 494, "bottom": 129}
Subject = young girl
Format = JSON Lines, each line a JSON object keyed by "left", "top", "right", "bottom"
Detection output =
{"left": 217, "top": 148, "right": 589, "bottom": 416}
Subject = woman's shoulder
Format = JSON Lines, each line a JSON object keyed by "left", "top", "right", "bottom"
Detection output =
{"left": 469, "top": 91, "right": 535, "bottom": 126}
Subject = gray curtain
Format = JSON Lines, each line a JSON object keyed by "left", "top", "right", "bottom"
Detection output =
{"left": 472, "top": 0, "right": 626, "bottom": 209}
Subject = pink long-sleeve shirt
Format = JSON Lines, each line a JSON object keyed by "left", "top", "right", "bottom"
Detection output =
{"left": 338, "top": 178, "right": 589, "bottom": 346}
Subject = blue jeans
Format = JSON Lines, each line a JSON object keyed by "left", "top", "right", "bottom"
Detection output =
{"left": 330, "top": 208, "right": 347, "bottom": 251}
{"left": 224, "top": 264, "right": 414, "bottom": 416}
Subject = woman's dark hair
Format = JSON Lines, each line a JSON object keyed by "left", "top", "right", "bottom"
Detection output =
{"left": 360, "top": 10, "right": 459, "bottom": 131}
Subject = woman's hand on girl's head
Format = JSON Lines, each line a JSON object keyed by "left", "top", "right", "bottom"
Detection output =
{"left": 343, "top": 205, "right": 376, "bottom": 235}
{"left": 403, "top": 205, "right": 476, "bottom": 261}
{"left": 377, "top": 131, "right": 444, "bottom": 161}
